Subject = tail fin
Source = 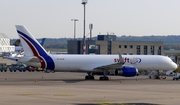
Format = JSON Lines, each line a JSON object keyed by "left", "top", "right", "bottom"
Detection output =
{"left": 15, "top": 25, "right": 55, "bottom": 70}
{"left": 40, "top": 38, "right": 46, "bottom": 46}
{"left": 15, "top": 25, "right": 48, "bottom": 57}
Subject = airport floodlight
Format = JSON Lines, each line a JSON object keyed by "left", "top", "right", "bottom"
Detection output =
{"left": 71, "top": 19, "right": 79, "bottom": 40}
{"left": 89, "top": 24, "right": 93, "bottom": 40}
{"left": 82, "top": 0, "right": 88, "bottom": 4}
{"left": 89, "top": 24, "right": 93, "bottom": 30}
{"left": 81, "top": 0, "right": 88, "bottom": 54}
{"left": 71, "top": 19, "right": 78, "bottom": 22}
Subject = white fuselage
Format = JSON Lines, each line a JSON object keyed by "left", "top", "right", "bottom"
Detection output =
{"left": 21, "top": 54, "right": 177, "bottom": 72}
{"left": 15, "top": 25, "right": 178, "bottom": 75}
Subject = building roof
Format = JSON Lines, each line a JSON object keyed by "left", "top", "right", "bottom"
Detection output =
{"left": 0, "top": 33, "right": 9, "bottom": 38}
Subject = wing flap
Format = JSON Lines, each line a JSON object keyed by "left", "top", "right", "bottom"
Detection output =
{"left": 94, "top": 52, "right": 124, "bottom": 71}
{"left": 95, "top": 62, "right": 123, "bottom": 70}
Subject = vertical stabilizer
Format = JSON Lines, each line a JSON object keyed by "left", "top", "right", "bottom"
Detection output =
{"left": 15, "top": 25, "right": 47, "bottom": 57}
{"left": 15, "top": 25, "right": 55, "bottom": 70}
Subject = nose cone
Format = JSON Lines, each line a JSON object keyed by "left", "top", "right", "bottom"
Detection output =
{"left": 172, "top": 62, "right": 178, "bottom": 70}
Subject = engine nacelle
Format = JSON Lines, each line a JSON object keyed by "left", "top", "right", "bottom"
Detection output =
{"left": 115, "top": 66, "right": 138, "bottom": 77}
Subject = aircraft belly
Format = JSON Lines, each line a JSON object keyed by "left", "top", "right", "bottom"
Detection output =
{"left": 54, "top": 62, "right": 81, "bottom": 71}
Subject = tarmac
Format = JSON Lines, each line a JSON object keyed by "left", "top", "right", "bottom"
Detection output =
{"left": 0, "top": 71, "right": 180, "bottom": 105}
{"left": 0, "top": 56, "right": 179, "bottom": 105}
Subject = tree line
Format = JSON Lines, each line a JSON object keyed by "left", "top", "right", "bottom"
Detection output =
{"left": 10, "top": 35, "right": 180, "bottom": 50}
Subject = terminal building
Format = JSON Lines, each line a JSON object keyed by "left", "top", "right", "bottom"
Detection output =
{"left": 68, "top": 35, "right": 164, "bottom": 55}
{"left": 0, "top": 33, "right": 15, "bottom": 56}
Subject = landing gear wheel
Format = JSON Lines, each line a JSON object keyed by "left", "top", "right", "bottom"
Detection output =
{"left": 149, "top": 76, "right": 151, "bottom": 79}
{"left": 91, "top": 76, "right": 94, "bottom": 80}
{"left": 163, "top": 77, "right": 166, "bottom": 79}
{"left": 85, "top": 75, "right": 94, "bottom": 80}
{"left": 105, "top": 76, "right": 109, "bottom": 80}
{"left": 156, "top": 76, "right": 160, "bottom": 79}
{"left": 99, "top": 76, "right": 109, "bottom": 80}
{"left": 99, "top": 77, "right": 103, "bottom": 80}
{"left": 98, "top": 69, "right": 109, "bottom": 81}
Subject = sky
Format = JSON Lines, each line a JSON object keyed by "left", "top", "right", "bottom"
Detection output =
{"left": 1, "top": 0, "right": 180, "bottom": 39}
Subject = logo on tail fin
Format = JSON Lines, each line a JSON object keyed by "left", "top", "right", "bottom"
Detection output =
{"left": 17, "top": 30, "right": 55, "bottom": 70}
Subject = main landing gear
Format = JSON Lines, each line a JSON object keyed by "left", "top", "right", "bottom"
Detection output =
{"left": 99, "top": 76, "right": 109, "bottom": 80}
{"left": 85, "top": 72, "right": 94, "bottom": 80}
{"left": 85, "top": 70, "right": 110, "bottom": 81}
{"left": 99, "top": 69, "right": 109, "bottom": 80}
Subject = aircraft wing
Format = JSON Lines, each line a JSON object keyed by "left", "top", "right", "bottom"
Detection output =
{"left": 95, "top": 52, "right": 125, "bottom": 71}
{"left": 94, "top": 62, "right": 123, "bottom": 70}
{"left": 79, "top": 62, "right": 123, "bottom": 71}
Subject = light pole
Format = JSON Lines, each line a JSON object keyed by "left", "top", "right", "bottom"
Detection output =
{"left": 82, "top": 0, "right": 87, "bottom": 54}
{"left": 71, "top": 19, "right": 78, "bottom": 40}
{"left": 89, "top": 24, "right": 93, "bottom": 40}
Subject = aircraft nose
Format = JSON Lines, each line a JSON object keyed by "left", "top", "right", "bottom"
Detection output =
{"left": 172, "top": 62, "right": 178, "bottom": 70}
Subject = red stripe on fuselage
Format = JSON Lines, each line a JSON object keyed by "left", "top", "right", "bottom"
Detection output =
{"left": 21, "top": 36, "right": 46, "bottom": 68}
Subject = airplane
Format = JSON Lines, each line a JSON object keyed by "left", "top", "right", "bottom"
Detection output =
{"left": 15, "top": 25, "right": 178, "bottom": 80}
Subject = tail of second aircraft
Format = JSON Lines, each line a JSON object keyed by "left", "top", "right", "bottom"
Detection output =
{"left": 15, "top": 25, "right": 55, "bottom": 70}
{"left": 40, "top": 38, "right": 46, "bottom": 46}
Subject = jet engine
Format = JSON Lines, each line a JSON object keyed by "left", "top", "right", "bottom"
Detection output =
{"left": 115, "top": 66, "right": 138, "bottom": 77}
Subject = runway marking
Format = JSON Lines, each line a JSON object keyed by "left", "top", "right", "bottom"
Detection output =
{"left": 90, "top": 100, "right": 114, "bottom": 103}
{"left": 53, "top": 94, "right": 75, "bottom": 96}
{"left": 18, "top": 94, "right": 42, "bottom": 96}
{"left": 76, "top": 103, "right": 161, "bottom": 105}
{"left": 18, "top": 94, "right": 75, "bottom": 97}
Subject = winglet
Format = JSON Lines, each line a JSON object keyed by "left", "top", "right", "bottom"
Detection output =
{"left": 118, "top": 52, "right": 125, "bottom": 64}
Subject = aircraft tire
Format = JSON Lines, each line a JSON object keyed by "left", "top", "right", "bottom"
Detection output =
{"left": 85, "top": 75, "right": 90, "bottom": 80}
{"left": 99, "top": 76, "right": 109, "bottom": 81}
{"left": 99, "top": 77, "right": 103, "bottom": 80}
{"left": 85, "top": 76, "right": 94, "bottom": 80}
{"left": 90, "top": 76, "right": 94, "bottom": 80}
{"left": 105, "top": 77, "right": 109, "bottom": 80}
{"left": 85, "top": 76, "right": 88, "bottom": 80}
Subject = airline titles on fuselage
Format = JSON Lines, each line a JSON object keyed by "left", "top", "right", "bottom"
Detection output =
{"left": 114, "top": 57, "right": 142, "bottom": 64}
